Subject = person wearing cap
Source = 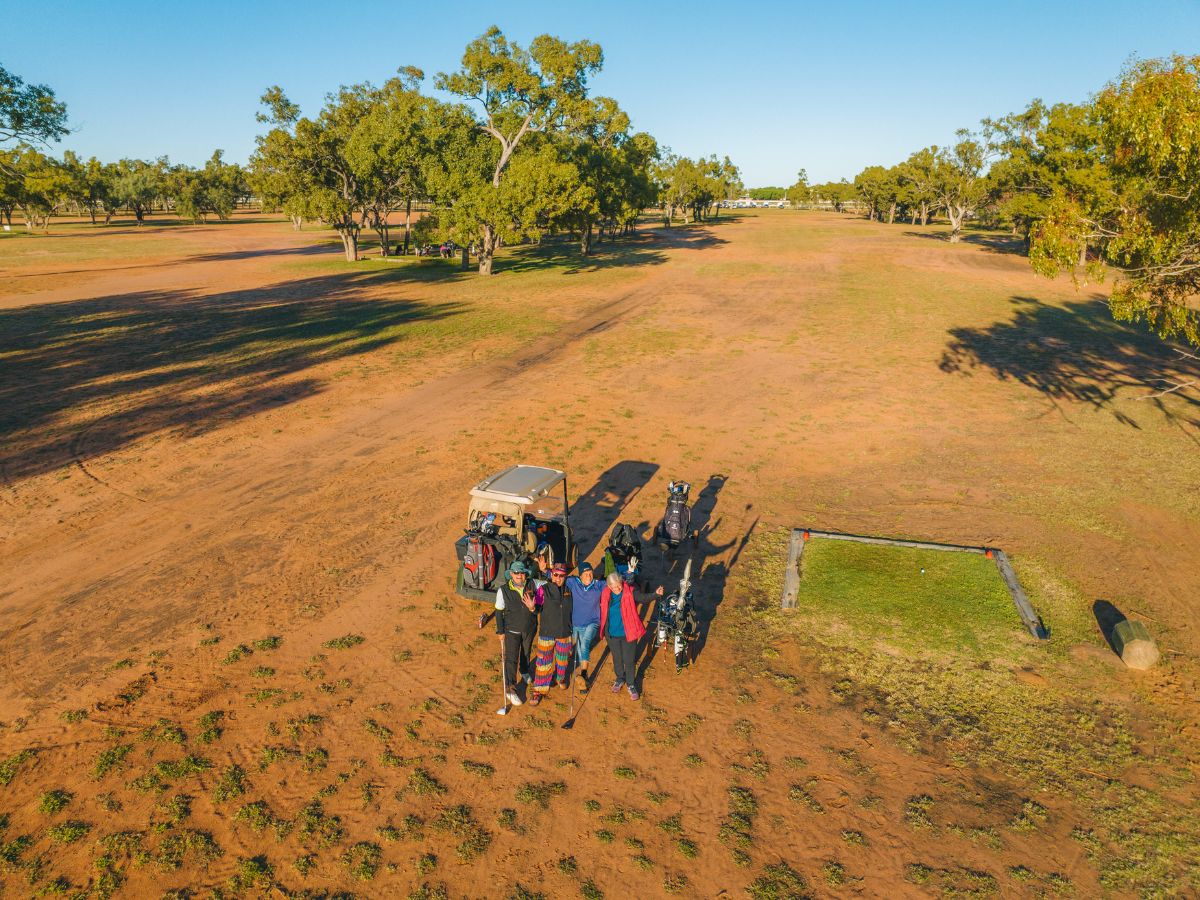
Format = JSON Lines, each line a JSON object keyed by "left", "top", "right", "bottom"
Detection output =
{"left": 600, "top": 569, "right": 664, "bottom": 701}
{"left": 495, "top": 560, "right": 538, "bottom": 706}
{"left": 529, "top": 562, "right": 574, "bottom": 705}
{"left": 565, "top": 562, "right": 603, "bottom": 694}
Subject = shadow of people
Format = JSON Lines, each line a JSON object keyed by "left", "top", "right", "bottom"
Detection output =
{"left": 634, "top": 476, "right": 757, "bottom": 686}
{"left": 569, "top": 461, "right": 659, "bottom": 560}
{"left": 1092, "top": 599, "right": 1129, "bottom": 654}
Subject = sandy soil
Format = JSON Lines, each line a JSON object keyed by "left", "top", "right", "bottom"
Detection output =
{"left": 1, "top": 212, "right": 1197, "bottom": 897}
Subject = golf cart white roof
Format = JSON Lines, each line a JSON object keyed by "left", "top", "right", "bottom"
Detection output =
{"left": 470, "top": 465, "right": 566, "bottom": 505}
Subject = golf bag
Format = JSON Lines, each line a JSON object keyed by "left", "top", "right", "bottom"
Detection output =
{"left": 657, "top": 480, "right": 692, "bottom": 550}
{"left": 655, "top": 558, "right": 699, "bottom": 671}
{"left": 604, "top": 522, "right": 643, "bottom": 584}
{"left": 462, "top": 531, "right": 499, "bottom": 590}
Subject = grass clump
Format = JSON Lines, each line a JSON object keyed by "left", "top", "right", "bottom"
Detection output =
{"left": 363, "top": 718, "right": 393, "bottom": 741}
{"left": 322, "top": 634, "right": 365, "bottom": 650}
{"left": 222, "top": 644, "right": 252, "bottom": 664}
{"left": 196, "top": 710, "right": 224, "bottom": 743}
{"left": 409, "top": 768, "right": 446, "bottom": 796}
{"left": 432, "top": 804, "right": 492, "bottom": 861}
{"left": 293, "top": 854, "right": 317, "bottom": 878}
{"left": 747, "top": 862, "right": 809, "bottom": 899}
{"left": 461, "top": 760, "right": 495, "bottom": 778}
{"left": 676, "top": 837, "right": 699, "bottom": 859}
{"left": 342, "top": 841, "right": 382, "bottom": 881}
{"left": 60, "top": 709, "right": 88, "bottom": 724}
{"left": 155, "top": 829, "right": 222, "bottom": 871}
{"left": 234, "top": 800, "right": 292, "bottom": 840}
{"left": 38, "top": 790, "right": 72, "bottom": 815}
{"left": 212, "top": 764, "right": 247, "bottom": 803}
{"left": 580, "top": 880, "right": 603, "bottom": 900}
{"left": 93, "top": 745, "right": 132, "bottom": 779}
{"left": 48, "top": 821, "right": 91, "bottom": 843}
{"left": 0, "top": 749, "right": 36, "bottom": 786}
{"left": 516, "top": 780, "right": 567, "bottom": 808}
{"left": 227, "top": 856, "right": 274, "bottom": 891}
{"left": 613, "top": 765, "right": 636, "bottom": 779}
{"left": 904, "top": 794, "right": 936, "bottom": 829}
{"left": 296, "top": 800, "right": 345, "bottom": 847}
{"left": 252, "top": 636, "right": 282, "bottom": 651}
{"left": 140, "top": 718, "right": 186, "bottom": 744}
{"left": 557, "top": 855, "right": 578, "bottom": 875}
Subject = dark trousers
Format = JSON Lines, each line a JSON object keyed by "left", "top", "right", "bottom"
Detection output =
{"left": 608, "top": 635, "right": 639, "bottom": 686}
{"left": 503, "top": 629, "right": 534, "bottom": 688}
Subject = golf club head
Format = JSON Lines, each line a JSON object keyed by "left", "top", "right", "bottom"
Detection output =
{"left": 561, "top": 718, "right": 575, "bottom": 730}
{"left": 495, "top": 706, "right": 508, "bottom": 716}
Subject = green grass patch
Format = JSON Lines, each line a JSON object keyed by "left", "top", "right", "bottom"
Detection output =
{"left": 794, "top": 538, "right": 1021, "bottom": 655}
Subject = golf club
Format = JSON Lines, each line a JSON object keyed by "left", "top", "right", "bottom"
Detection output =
{"left": 496, "top": 636, "right": 509, "bottom": 716}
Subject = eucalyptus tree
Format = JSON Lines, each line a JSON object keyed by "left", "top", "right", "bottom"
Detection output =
{"left": 898, "top": 148, "right": 939, "bottom": 225}
{"left": 252, "top": 83, "right": 376, "bottom": 259}
{"left": 785, "top": 169, "right": 810, "bottom": 207}
{"left": 0, "top": 64, "right": 68, "bottom": 177}
{"left": 112, "top": 158, "right": 162, "bottom": 223}
{"left": 983, "top": 100, "right": 1108, "bottom": 253}
{"left": 1032, "top": 54, "right": 1200, "bottom": 347}
{"left": 7, "top": 145, "right": 71, "bottom": 230}
{"left": 436, "top": 26, "right": 603, "bottom": 274}
{"left": 854, "top": 165, "right": 902, "bottom": 222}
{"left": 934, "top": 131, "right": 987, "bottom": 242}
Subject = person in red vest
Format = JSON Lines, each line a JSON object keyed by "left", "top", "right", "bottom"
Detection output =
{"left": 600, "top": 570, "right": 663, "bottom": 701}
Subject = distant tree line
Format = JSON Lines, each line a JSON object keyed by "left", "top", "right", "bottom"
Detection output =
{"left": 789, "top": 55, "right": 1200, "bottom": 347}
{"left": 1, "top": 34, "right": 741, "bottom": 277}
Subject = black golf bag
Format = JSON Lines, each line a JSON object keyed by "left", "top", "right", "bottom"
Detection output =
{"left": 655, "top": 558, "right": 699, "bottom": 671}
{"left": 603, "top": 522, "right": 643, "bottom": 582}
{"left": 657, "top": 480, "right": 692, "bottom": 550}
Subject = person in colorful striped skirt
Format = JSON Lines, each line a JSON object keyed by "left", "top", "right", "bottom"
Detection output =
{"left": 529, "top": 563, "right": 574, "bottom": 706}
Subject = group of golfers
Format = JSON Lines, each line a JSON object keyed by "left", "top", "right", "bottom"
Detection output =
{"left": 494, "top": 558, "right": 663, "bottom": 706}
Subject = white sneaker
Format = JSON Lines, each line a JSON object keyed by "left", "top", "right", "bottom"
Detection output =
{"left": 507, "top": 691, "right": 523, "bottom": 706}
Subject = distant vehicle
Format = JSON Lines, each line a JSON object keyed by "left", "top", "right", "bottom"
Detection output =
{"left": 454, "top": 465, "right": 575, "bottom": 602}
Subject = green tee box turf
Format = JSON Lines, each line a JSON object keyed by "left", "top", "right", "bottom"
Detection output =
{"left": 782, "top": 529, "right": 1047, "bottom": 651}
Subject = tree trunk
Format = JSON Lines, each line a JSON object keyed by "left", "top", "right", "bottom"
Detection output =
{"left": 403, "top": 199, "right": 412, "bottom": 255}
{"left": 580, "top": 223, "right": 592, "bottom": 255}
{"left": 478, "top": 223, "right": 496, "bottom": 275}
{"left": 339, "top": 228, "right": 358, "bottom": 261}
{"left": 1078, "top": 242, "right": 1087, "bottom": 267}
{"left": 460, "top": 247, "right": 469, "bottom": 271}
{"left": 377, "top": 219, "right": 390, "bottom": 257}
{"left": 919, "top": 203, "right": 929, "bottom": 226}
{"left": 887, "top": 203, "right": 896, "bottom": 224}
{"left": 290, "top": 215, "right": 303, "bottom": 231}
{"left": 947, "top": 205, "right": 963, "bottom": 243}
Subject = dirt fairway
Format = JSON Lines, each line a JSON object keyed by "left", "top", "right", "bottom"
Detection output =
{"left": 1, "top": 212, "right": 1198, "bottom": 897}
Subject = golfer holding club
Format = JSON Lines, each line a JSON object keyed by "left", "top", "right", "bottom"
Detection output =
{"left": 494, "top": 560, "right": 538, "bottom": 712}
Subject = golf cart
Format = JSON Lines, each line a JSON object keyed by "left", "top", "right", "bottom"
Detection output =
{"left": 454, "top": 465, "right": 575, "bottom": 602}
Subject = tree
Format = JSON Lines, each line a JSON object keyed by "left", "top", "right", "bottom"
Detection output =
{"left": 785, "top": 169, "right": 810, "bottom": 207}
{"left": 0, "top": 64, "right": 68, "bottom": 148}
{"left": 111, "top": 158, "right": 162, "bottom": 224}
{"left": 347, "top": 68, "right": 466, "bottom": 256}
{"left": 897, "top": 148, "right": 939, "bottom": 225}
{"left": 8, "top": 145, "right": 71, "bottom": 230}
{"left": 176, "top": 151, "right": 240, "bottom": 223}
{"left": 934, "top": 131, "right": 987, "bottom": 242}
{"left": 436, "top": 26, "right": 603, "bottom": 274}
{"left": 252, "top": 84, "right": 375, "bottom": 260}
{"left": 984, "top": 100, "right": 1108, "bottom": 251}
{"left": 748, "top": 187, "right": 784, "bottom": 200}
{"left": 854, "top": 165, "right": 901, "bottom": 222}
{"left": 1031, "top": 55, "right": 1200, "bottom": 346}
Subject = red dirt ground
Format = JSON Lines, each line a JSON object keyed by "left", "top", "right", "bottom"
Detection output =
{"left": 1, "top": 212, "right": 1197, "bottom": 897}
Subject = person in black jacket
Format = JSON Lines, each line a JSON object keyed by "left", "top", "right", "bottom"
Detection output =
{"left": 528, "top": 563, "right": 574, "bottom": 706}
{"left": 494, "top": 559, "right": 537, "bottom": 707}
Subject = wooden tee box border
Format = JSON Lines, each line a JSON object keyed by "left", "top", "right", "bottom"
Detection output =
{"left": 780, "top": 527, "right": 1048, "bottom": 641}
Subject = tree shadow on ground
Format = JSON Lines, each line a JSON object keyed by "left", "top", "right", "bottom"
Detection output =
{"left": 903, "top": 226, "right": 1028, "bottom": 255}
{"left": 939, "top": 295, "right": 1200, "bottom": 428}
{"left": 498, "top": 223, "right": 726, "bottom": 276}
{"left": 0, "top": 270, "right": 464, "bottom": 483}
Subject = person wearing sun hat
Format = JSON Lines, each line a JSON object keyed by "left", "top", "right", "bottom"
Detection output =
{"left": 494, "top": 559, "right": 538, "bottom": 705}
{"left": 529, "top": 562, "right": 574, "bottom": 705}
{"left": 565, "top": 562, "right": 603, "bottom": 694}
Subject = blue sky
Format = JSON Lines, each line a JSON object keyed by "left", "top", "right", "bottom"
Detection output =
{"left": 4, "top": 0, "right": 1198, "bottom": 186}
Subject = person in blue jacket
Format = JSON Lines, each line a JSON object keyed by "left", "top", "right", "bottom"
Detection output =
{"left": 565, "top": 562, "right": 604, "bottom": 693}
